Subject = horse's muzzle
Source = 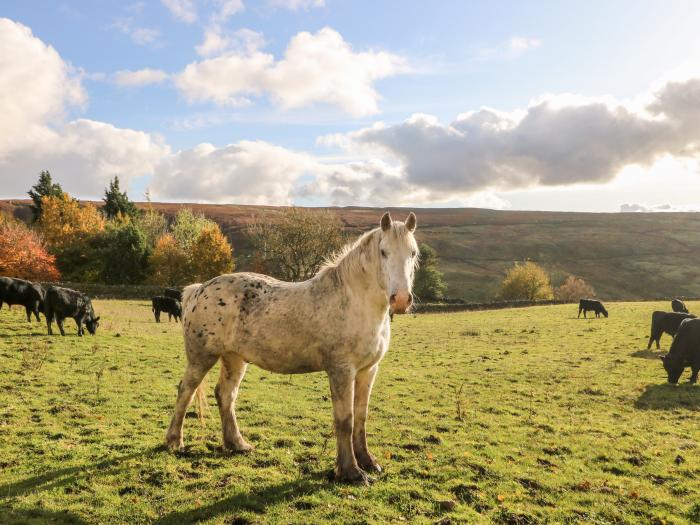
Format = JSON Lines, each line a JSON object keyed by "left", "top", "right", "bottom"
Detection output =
{"left": 390, "top": 292, "right": 413, "bottom": 314}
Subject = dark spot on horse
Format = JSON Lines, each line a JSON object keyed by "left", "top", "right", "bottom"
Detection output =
{"left": 191, "top": 305, "right": 196, "bottom": 312}
{"left": 218, "top": 300, "right": 227, "bottom": 306}
{"left": 197, "top": 332, "right": 203, "bottom": 338}
{"left": 256, "top": 282, "right": 262, "bottom": 289}
{"left": 215, "top": 287, "right": 221, "bottom": 291}
{"left": 209, "top": 332, "right": 215, "bottom": 336}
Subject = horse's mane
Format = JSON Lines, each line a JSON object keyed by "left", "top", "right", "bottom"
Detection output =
{"left": 318, "top": 227, "right": 382, "bottom": 284}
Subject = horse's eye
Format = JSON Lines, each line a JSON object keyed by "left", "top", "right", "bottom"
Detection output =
{"left": 412, "top": 250, "right": 417, "bottom": 257}
{"left": 381, "top": 249, "right": 387, "bottom": 258}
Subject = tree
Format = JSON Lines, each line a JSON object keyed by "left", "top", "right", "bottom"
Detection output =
{"left": 171, "top": 209, "right": 217, "bottom": 253}
{"left": 38, "top": 193, "right": 105, "bottom": 251}
{"left": 190, "top": 226, "right": 234, "bottom": 281}
{"left": 413, "top": 243, "right": 447, "bottom": 301}
{"left": 555, "top": 275, "right": 596, "bottom": 302}
{"left": 135, "top": 207, "right": 168, "bottom": 250}
{"left": 498, "top": 261, "right": 554, "bottom": 301}
{"left": 148, "top": 234, "right": 190, "bottom": 286}
{"left": 102, "top": 176, "right": 137, "bottom": 219}
{"left": 28, "top": 171, "right": 63, "bottom": 222}
{"left": 247, "top": 208, "right": 344, "bottom": 281}
{"left": 100, "top": 222, "right": 149, "bottom": 284}
{"left": 0, "top": 219, "right": 60, "bottom": 281}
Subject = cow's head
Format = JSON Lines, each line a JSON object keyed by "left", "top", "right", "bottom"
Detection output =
{"left": 659, "top": 354, "right": 683, "bottom": 384}
{"left": 602, "top": 307, "right": 609, "bottom": 318}
{"left": 378, "top": 212, "right": 418, "bottom": 315}
{"left": 85, "top": 315, "right": 100, "bottom": 335}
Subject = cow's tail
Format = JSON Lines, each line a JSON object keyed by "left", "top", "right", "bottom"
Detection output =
{"left": 181, "top": 283, "right": 210, "bottom": 423}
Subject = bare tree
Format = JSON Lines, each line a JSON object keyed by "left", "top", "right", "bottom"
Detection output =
{"left": 247, "top": 208, "right": 345, "bottom": 282}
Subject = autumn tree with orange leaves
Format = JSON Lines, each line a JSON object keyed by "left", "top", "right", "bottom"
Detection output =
{"left": 0, "top": 215, "right": 60, "bottom": 281}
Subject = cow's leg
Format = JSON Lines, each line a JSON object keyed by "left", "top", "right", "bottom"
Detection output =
{"left": 75, "top": 317, "right": 83, "bottom": 336}
{"left": 168, "top": 312, "right": 172, "bottom": 322}
{"left": 57, "top": 318, "right": 66, "bottom": 337}
{"left": 353, "top": 364, "right": 381, "bottom": 473}
{"left": 328, "top": 367, "right": 367, "bottom": 484}
{"left": 46, "top": 310, "right": 53, "bottom": 335}
{"left": 165, "top": 355, "right": 218, "bottom": 451}
{"left": 215, "top": 353, "right": 252, "bottom": 452}
{"left": 153, "top": 309, "right": 159, "bottom": 323}
{"left": 584, "top": 310, "right": 587, "bottom": 319}
{"left": 577, "top": 307, "right": 581, "bottom": 318}
{"left": 647, "top": 333, "right": 656, "bottom": 351}
{"left": 690, "top": 366, "right": 698, "bottom": 384}
{"left": 25, "top": 305, "right": 32, "bottom": 322}
{"left": 33, "top": 303, "right": 41, "bottom": 322}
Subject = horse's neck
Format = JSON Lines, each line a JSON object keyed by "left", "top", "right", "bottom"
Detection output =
{"left": 315, "top": 248, "right": 388, "bottom": 318}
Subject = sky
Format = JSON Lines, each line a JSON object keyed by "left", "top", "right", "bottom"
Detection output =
{"left": 2, "top": 1, "right": 700, "bottom": 211}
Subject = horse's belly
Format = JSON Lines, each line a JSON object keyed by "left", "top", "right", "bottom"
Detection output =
{"left": 235, "top": 339, "right": 325, "bottom": 375}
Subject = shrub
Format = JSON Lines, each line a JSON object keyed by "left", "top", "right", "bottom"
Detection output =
{"left": 498, "top": 261, "right": 554, "bottom": 301}
{"left": 0, "top": 218, "right": 60, "bottom": 281}
{"left": 555, "top": 275, "right": 596, "bottom": 302}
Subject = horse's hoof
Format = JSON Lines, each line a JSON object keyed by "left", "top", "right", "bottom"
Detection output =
{"left": 165, "top": 436, "right": 184, "bottom": 452}
{"left": 225, "top": 440, "right": 254, "bottom": 453}
{"left": 335, "top": 466, "right": 370, "bottom": 486}
{"left": 357, "top": 453, "right": 382, "bottom": 473}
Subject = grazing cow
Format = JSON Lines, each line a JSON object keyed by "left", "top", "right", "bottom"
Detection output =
{"left": 0, "top": 277, "right": 44, "bottom": 322}
{"left": 671, "top": 298, "right": 689, "bottom": 313}
{"left": 164, "top": 287, "right": 183, "bottom": 302}
{"left": 44, "top": 286, "right": 100, "bottom": 336}
{"left": 578, "top": 299, "right": 608, "bottom": 318}
{"left": 152, "top": 296, "right": 182, "bottom": 323}
{"left": 648, "top": 311, "right": 696, "bottom": 350}
{"left": 660, "top": 318, "right": 700, "bottom": 384}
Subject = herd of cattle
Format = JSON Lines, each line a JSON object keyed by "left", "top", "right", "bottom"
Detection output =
{"left": 578, "top": 297, "right": 699, "bottom": 384}
{"left": 0, "top": 276, "right": 698, "bottom": 383}
{"left": 0, "top": 276, "right": 184, "bottom": 335}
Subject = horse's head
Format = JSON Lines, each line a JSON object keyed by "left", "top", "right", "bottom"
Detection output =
{"left": 379, "top": 211, "right": 418, "bottom": 314}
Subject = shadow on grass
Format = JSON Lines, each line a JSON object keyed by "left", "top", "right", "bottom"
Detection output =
{"left": 0, "top": 449, "right": 157, "bottom": 499}
{"left": 635, "top": 383, "right": 700, "bottom": 410}
{"left": 0, "top": 506, "right": 89, "bottom": 525}
{"left": 153, "top": 468, "right": 332, "bottom": 524}
{"left": 630, "top": 349, "right": 666, "bottom": 360}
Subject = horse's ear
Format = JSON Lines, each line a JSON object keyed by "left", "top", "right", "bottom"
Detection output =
{"left": 405, "top": 212, "right": 416, "bottom": 232}
{"left": 380, "top": 212, "right": 392, "bottom": 231}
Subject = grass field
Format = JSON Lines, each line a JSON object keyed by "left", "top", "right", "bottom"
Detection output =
{"left": 1, "top": 300, "right": 699, "bottom": 524}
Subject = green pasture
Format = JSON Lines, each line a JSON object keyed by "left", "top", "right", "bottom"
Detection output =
{"left": 0, "top": 300, "right": 698, "bottom": 524}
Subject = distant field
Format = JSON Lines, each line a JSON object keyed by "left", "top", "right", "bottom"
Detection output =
{"left": 4, "top": 200, "right": 700, "bottom": 302}
{"left": 1, "top": 300, "right": 699, "bottom": 524}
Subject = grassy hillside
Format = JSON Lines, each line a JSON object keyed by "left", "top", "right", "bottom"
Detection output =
{"left": 3, "top": 200, "right": 700, "bottom": 301}
{"left": 1, "top": 300, "right": 699, "bottom": 524}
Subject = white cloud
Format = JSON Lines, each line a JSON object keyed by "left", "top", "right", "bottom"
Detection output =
{"left": 0, "top": 18, "right": 86, "bottom": 158}
{"left": 320, "top": 73, "right": 700, "bottom": 200}
{"left": 211, "top": 0, "right": 245, "bottom": 23}
{"left": 176, "top": 27, "right": 407, "bottom": 116}
{"left": 0, "top": 18, "right": 169, "bottom": 198}
{"left": 196, "top": 27, "right": 264, "bottom": 57}
{"left": 161, "top": 0, "right": 197, "bottom": 23}
{"left": 151, "top": 141, "right": 313, "bottom": 204}
{"left": 477, "top": 35, "right": 542, "bottom": 61}
{"left": 620, "top": 203, "right": 700, "bottom": 213}
{"left": 268, "top": 0, "right": 325, "bottom": 10}
{"left": 113, "top": 68, "right": 169, "bottom": 87}
{"left": 113, "top": 17, "right": 162, "bottom": 46}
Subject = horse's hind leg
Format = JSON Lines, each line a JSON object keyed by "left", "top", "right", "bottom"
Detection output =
{"left": 215, "top": 353, "right": 252, "bottom": 452}
{"left": 353, "top": 364, "right": 381, "bottom": 473}
{"left": 165, "top": 355, "right": 218, "bottom": 451}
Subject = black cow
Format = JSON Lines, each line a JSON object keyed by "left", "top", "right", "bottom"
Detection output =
{"left": 578, "top": 299, "right": 608, "bottom": 318}
{"left": 44, "top": 286, "right": 100, "bottom": 336}
{"left": 671, "top": 298, "right": 689, "bottom": 313}
{"left": 0, "top": 277, "right": 44, "bottom": 322}
{"left": 648, "top": 311, "right": 696, "bottom": 350}
{"left": 152, "top": 296, "right": 182, "bottom": 323}
{"left": 660, "top": 318, "right": 700, "bottom": 384}
{"left": 164, "top": 287, "right": 183, "bottom": 302}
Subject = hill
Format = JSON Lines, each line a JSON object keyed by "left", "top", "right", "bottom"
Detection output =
{"left": 2, "top": 199, "right": 700, "bottom": 301}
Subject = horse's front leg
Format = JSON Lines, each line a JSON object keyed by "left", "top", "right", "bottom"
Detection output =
{"left": 328, "top": 368, "right": 367, "bottom": 484}
{"left": 353, "top": 364, "right": 381, "bottom": 473}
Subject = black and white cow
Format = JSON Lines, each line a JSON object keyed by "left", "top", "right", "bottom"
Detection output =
{"left": 0, "top": 276, "right": 44, "bottom": 322}
{"left": 671, "top": 298, "right": 689, "bottom": 313}
{"left": 164, "top": 287, "right": 183, "bottom": 302}
{"left": 44, "top": 286, "right": 100, "bottom": 336}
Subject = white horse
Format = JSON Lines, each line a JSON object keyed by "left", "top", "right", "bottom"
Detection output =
{"left": 165, "top": 212, "right": 418, "bottom": 484}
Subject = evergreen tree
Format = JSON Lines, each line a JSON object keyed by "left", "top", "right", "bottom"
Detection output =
{"left": 413, "top": 243, "right": 447, "bottom": 301}
{"left": 28, "top": 170, "right": 63, "bottom": 222}
{"left": 102, "top": 176, "right": 137, "bottom": 219}
{"left": 100, "top": 221, "right": 149, "bottom": 284}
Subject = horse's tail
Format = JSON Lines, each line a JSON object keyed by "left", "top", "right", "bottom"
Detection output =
{"left": 181, "top": 283, "right": 210, "bottom": 424}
